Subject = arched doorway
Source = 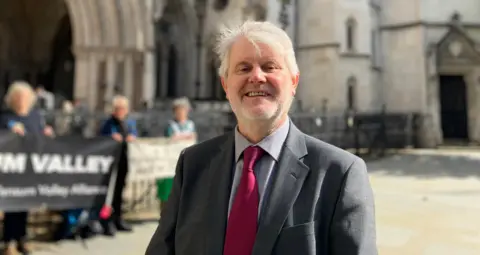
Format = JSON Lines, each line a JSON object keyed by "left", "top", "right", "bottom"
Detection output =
{"left": 0, "top": 0, "right": 74, "bottom": 105}
{"left": 45, "top": 15, "right": 75, "bottom": 101}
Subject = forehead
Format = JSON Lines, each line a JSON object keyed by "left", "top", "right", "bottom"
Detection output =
{"left": 14, "top": 90, "right": 29, "bottom": 97}
{"left": 229, "top": 37, "right": 282, "bottom": 63}
{"left": 114, "top": 103, "right": 127, "bottom": 109}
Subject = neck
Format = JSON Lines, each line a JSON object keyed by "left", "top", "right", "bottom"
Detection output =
{"left": 237, "top": 115, "right": 288, "bottom": 144}
{"left": 113, "top": 115, "right": 124, "bottom": 121}
{"left": 16, "top": 108, "right": 29, "bottom": 116}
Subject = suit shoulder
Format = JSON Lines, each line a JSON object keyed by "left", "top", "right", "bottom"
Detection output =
{"left": 182, "top": 132, "right": 231, "bottom": 157}
{"left": 303, "top": 134, "right": 363, "bottom": 172}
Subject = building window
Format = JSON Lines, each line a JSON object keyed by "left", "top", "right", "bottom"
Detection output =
{"left": 347, "top": 76, "right": 357, "bottom": 110}
{"left": 371, "top": 30, "right": 377, "bottom": 66}
{"left": 346, "top": 18, "right": 357, "bottom": 51}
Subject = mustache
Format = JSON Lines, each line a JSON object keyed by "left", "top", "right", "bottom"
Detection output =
{"left": 240, "top": 83, "right": 275, "bottom": 95}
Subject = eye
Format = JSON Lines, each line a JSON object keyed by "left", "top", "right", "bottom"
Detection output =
{"left": 262, "top": 63, "right": 277, "bottom": 72}
{"left": 236, "top": 65, "right": 251, "bottom": 73}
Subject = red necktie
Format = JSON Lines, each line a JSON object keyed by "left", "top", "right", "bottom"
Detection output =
{"left": 224, "top": 146, "right": 265, "bottom": 255}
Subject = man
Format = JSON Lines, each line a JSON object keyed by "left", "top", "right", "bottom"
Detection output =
{"left": 146, "top": 21, "right": 377, "bottom": 255}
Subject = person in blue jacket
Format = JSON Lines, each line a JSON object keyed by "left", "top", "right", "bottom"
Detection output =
{"left": 99, "top": 95, "right": 137, "bottom": 236}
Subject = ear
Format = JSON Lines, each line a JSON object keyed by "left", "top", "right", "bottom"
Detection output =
{"left": 292, "top": 72, "right": 300, "bottom": 95}
{"left": 221, "top": 77, "right": 228, "bottom": 99}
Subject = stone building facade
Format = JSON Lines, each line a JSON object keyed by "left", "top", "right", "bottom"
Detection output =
{"left": 268, "top": 0, "right": 480, "bottom": 146}
{"left": 0, "top": 0, "right": 266, "bottom": 112}
{"left": 3, "top": 0, "right": 479, "bottom": 146}
{"left": 0, "top": 0, "right": 158, "bottom": 111}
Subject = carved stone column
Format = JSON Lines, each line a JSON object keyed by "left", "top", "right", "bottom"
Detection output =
{"left": 123, "top": 54, "right": 135, "bottom": 102}
{"left": 104, "top": 55, "right": 118, "bottom": 111}
{"left": 73, "top": 53, "right": 90, "bottom": 103}
{"left": 143, "top": 50, "right": 156, "bottom": 105}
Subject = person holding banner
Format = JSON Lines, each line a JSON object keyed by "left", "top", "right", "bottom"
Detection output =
{"left": 146, "top": 21, "right": 376, "bottom": 255}
{"left": 156, "top": 97, "right": 196, "bottom": 211}
{"left": 1, "top": 81, "right": 54, "bottom": 255}
{"left": 99, "top": 95, "right": 137, "bottom": 236}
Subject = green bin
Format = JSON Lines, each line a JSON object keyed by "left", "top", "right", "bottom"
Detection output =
{"left": 156, "top": 177, "right": 174, "bottom": 202}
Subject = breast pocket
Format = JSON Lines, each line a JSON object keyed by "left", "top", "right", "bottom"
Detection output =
{"left": 273, "top": 221, "right": 317, "bottom": 255}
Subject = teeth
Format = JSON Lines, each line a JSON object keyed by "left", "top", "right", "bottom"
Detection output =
{"left": 247, "top": 91, "right": 267, "bottom": 97}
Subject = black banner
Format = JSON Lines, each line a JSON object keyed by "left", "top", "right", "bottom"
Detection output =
{"left": 0, "top": 131, "right": 122, "bottom": 212}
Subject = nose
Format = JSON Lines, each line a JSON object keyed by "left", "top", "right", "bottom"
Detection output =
{"left": 248, "top": 66, "right": 267, "bottom": 84}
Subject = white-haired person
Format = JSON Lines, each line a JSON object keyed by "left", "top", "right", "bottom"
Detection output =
{"left": 1, "top": 81, "right": 54, "bottom": 255}
{"left": 146, "top": 20, "right": 377, "bottom": 255}
{"left": 156, "top": 97, "right": 196, "bottom": 212}
{"left": 98, "top": 95, "right": 137, "bottom": 236}
{"left": 165, "top": 97, "right": 196, "bottom": 140}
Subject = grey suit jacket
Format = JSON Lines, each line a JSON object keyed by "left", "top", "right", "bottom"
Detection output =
{"left": 146, "top": 123, "right": 377, "bottom": 255}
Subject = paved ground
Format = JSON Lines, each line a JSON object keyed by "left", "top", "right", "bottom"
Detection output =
{"left": 32, "top": 222, "right": 158, "bottom": 255}
{"left": 31, "top": 150, "right": 480, "bottom": 254}
{"left": 371, "top": 151, "right": 480, "bottom": 255}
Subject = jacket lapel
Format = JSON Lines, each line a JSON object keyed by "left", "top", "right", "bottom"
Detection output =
{"left": 252, "top": 123, "right": 310, "bottom": 255}
{"left": 205, "top": 133, "right": 235, "bottom": 255}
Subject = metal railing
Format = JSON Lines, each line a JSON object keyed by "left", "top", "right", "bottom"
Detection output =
{"left": 40, "top": 109, "right": 421, "bottom": 150}
{"left": 0, "top": 108, "right": 422, "bottom": 241}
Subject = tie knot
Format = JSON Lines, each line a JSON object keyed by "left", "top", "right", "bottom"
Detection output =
{"left": 243, "top": 146, "right": 265, "bottom": 170}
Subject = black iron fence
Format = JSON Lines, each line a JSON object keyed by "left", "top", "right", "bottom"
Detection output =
{"left": 41, "top": 109, "right": 423, "bottom": 154}
{"left": 0, "top": 109, "right": 424, "bottom": 241}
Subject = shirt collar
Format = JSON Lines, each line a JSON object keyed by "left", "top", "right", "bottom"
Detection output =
{"left": 234, "top": 119, "right": 290, "bottom": 162}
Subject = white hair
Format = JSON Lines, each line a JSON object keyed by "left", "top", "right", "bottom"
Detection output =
{"left": 172, "top": 97, "right": 191, "bottom": 110}
{"left": 112, "top": 95, "right": 129, "bottom": 109}
{"left": 4, "top": 81, "right": 37, "bottom": 110}
{"left": 214, "top": 20, "right": 299, "bottom": 78}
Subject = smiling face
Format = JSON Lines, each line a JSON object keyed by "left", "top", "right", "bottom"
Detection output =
{"left": 221, "top": 36, "right": 299, "bottom": 123}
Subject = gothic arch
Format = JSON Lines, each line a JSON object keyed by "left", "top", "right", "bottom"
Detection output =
{"left": 128, "top": 0, "right": 146, "bottom": 49}
{"left": 123, "top": 0, "right": 139, "bottom": 48}
{"left": 85, "top": 0, "right": 102, "bottom": 46}
{"left": 101, "top": 0, "right": 121, "bottom": 47}
{"left": 64, "top": 0, "right": 88, "bottom": 48}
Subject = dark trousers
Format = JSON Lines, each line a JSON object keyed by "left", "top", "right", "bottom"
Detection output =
{"left": 111, "top": 145, "right": 128, "bottom": 220}
{"left": 3, "top": 212, "right": 28, "bottom": 242}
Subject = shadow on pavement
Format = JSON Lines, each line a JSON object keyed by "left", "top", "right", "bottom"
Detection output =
{"left": 127, "top": 218, "right": 159, "bottom": 225}
{"left": 365, "top": 153, "right": 480, "bottom": 179}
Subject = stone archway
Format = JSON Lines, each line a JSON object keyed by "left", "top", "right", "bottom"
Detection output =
{"left": 0, "top": 0, "right": 200, "bottom": 111}
{"left": 47, "top": 15, "right": 75, "bottom": 101}
{"left": 0, "top": 0, "right": 72, "bottom": 101}
{"left": 62, "top": 0, "right": 157, "bottom": 111}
